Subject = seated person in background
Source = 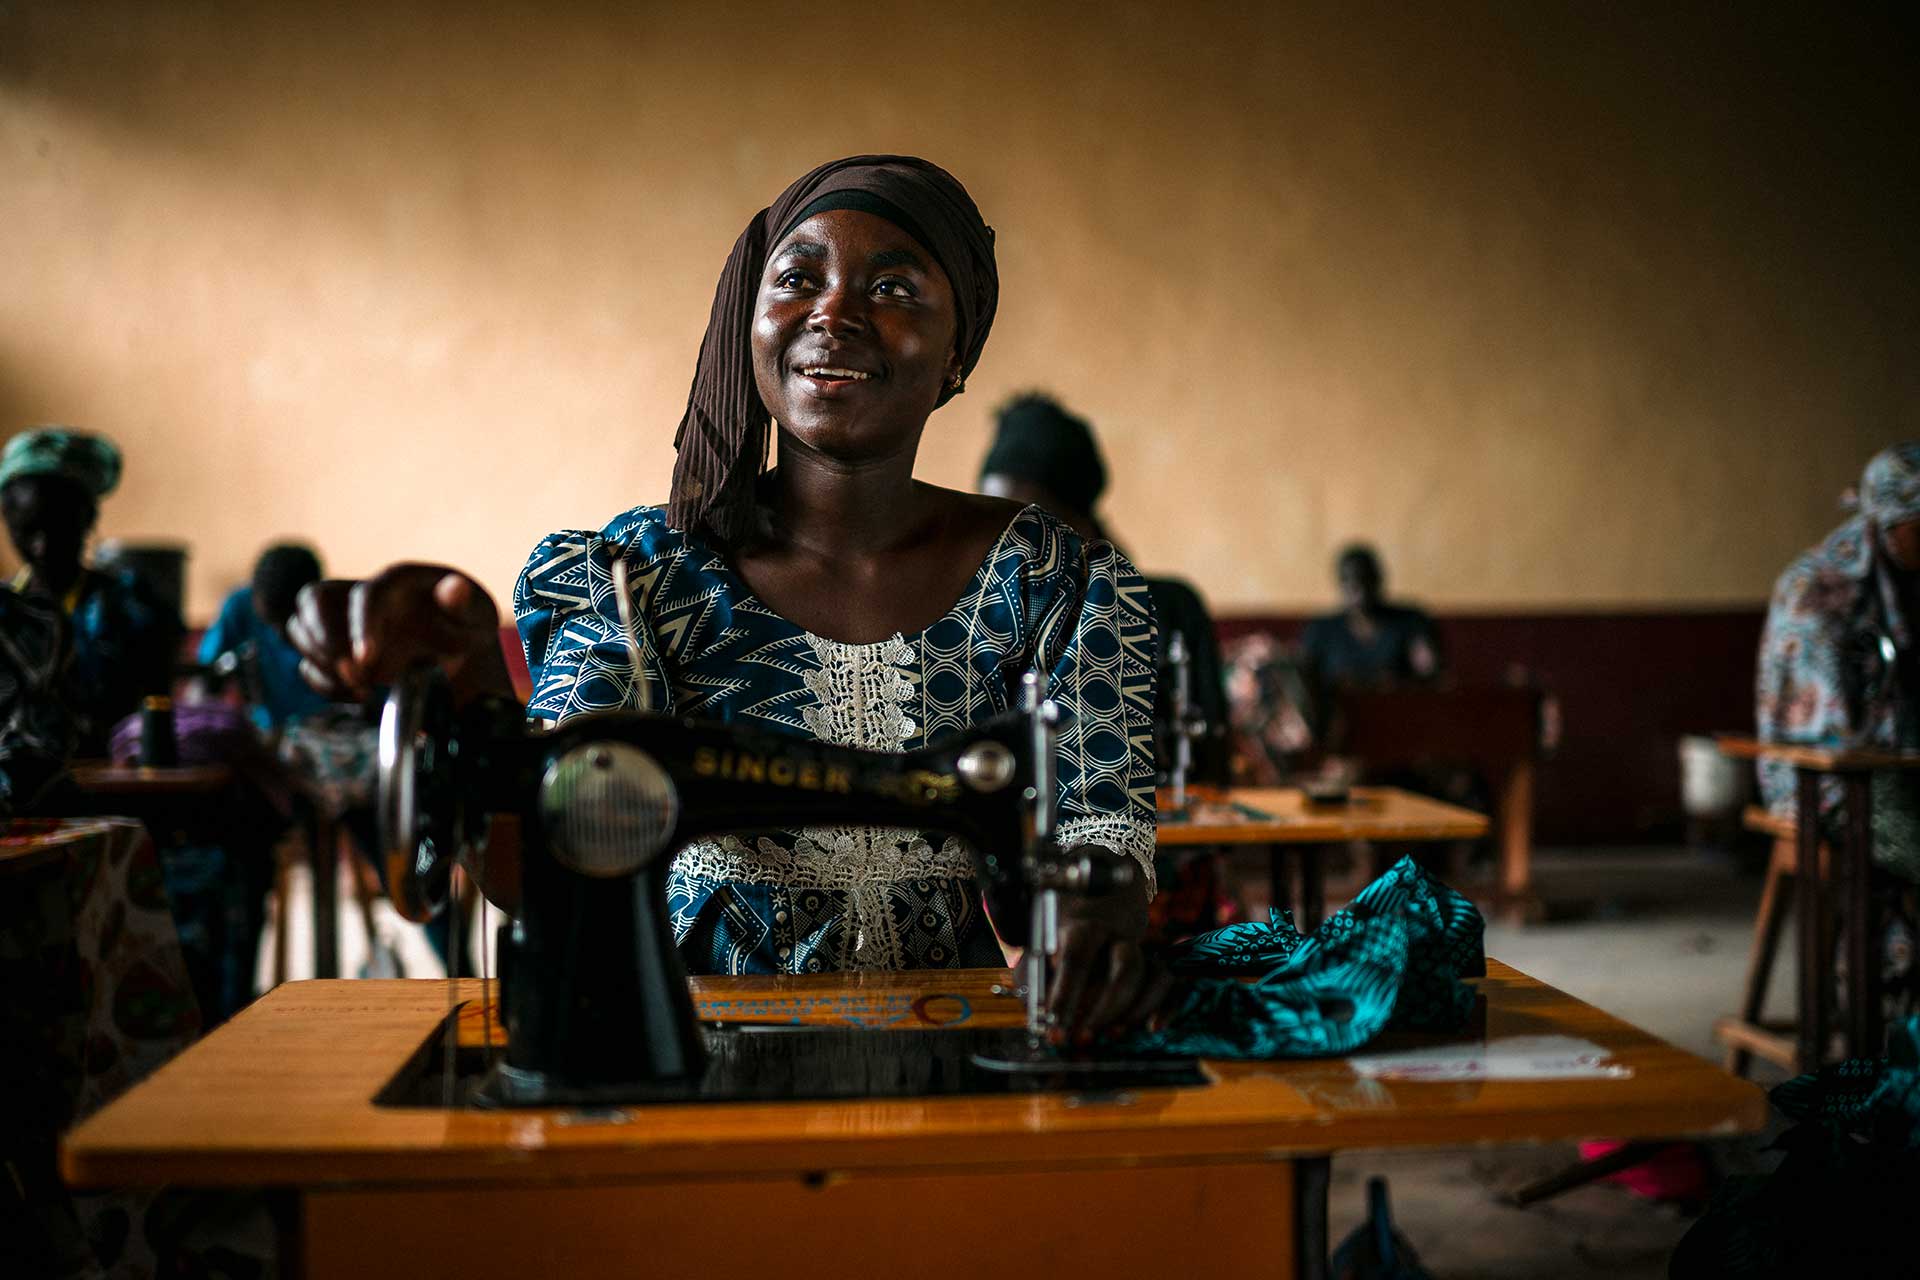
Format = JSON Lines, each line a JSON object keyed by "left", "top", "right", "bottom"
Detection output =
{"left": 199, "top": 542, "right": 332, "bottom": 734}
{"left": 1758, "top": 443, "right": 1920, "bottom": 1012}
{"left": 979, "top": 393, "right": 1231, "bottom": 783}
{"left": 0, "top": 428, "right": 181, "bottom": 755}
{"left": 1221, "top": 632, "right": 1316, "bottom": 784}
{"left": 1299, "top": 545, "right": 1480, "bottom": 864}
{"left": 290, "top": 156, "right": 1164, "bottom": 1039}
{"left": 206, "top": 545, "right": 437, "bottom": 974}
{"left": 0, "top": 591, "right": 73, "bottom": 817}
{"left": 1300, "top": 543, "right": 1440, "bottom": 702}
{"left": 979, "top": 392, "right": 1228, "bottom": 939}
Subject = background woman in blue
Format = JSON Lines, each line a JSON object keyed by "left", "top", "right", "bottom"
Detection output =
{"left": 289, "top": 156, "right": 1167, "bottom": 1042}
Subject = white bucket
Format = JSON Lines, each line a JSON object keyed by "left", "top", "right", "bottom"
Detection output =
{"left": 1679, "top": 734, "right": 1742, "bottom": 817}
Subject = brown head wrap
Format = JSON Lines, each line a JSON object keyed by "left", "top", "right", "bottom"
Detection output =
{"left": 668, "top": 155, "right": 998, "bottom": 546}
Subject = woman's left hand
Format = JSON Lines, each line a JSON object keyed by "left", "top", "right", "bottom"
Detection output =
{"left": 1046, "top": 863, "right": 1173, "bottom": 1047}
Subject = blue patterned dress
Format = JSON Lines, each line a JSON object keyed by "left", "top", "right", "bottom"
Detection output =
{"left": 515, "top": 503, "right": 1159, "bottom": 975}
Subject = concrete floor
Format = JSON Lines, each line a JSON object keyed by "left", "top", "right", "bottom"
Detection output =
{"left": 1323, "top": 846, "right": 1788, "bottom": 1278}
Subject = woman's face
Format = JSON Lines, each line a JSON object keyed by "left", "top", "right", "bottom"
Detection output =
{"left": 1, "top": 475, "right": 96, "bottom": 590}
{"left": 752, "top": 209, "right": 960, "bottom": 462}
{"left": 1883, "top": 518, "right": 1920, "bottom": 573}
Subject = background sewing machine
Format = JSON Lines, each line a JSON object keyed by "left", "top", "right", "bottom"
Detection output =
{"left": 376, "top": 667, "right": 1177, "bottom": 1106}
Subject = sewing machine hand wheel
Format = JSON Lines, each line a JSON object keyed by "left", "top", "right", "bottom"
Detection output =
{"left": 379, "top": 665, "right": 462, "bottom": 923}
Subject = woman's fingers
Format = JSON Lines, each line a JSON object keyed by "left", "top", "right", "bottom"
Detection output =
{"left": 432, "top": 570, "right": 495, "bottom": 625}
{"left": 288, "top": 580, "right": 360, "bottom": 696}
{"left": 350, "top": 564, "right": 499, "bottom": 683}
{"left": 295, "top": 655, "right": 349, "bottom": 702}
{"left": 1046, "top": 921, "right": 1102, "bottom": 1045}
{"left": 286, "top": 566, "right": 503, "bottom": 701}
{"left": 1040, "top": 922, "right": 1177, "bottom": 1046}
{"left": 1126, "top": 964, "right": 1178, "bottom": 1035}
{"left": 1078, "top": 940, "right": 1146, "bottom": 1036}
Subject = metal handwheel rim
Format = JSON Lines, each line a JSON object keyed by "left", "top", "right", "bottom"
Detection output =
{"left": 378, "top": 665, "right": 452, "bottom": 923}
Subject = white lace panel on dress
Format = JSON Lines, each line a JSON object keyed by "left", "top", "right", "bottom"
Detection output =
{"left": 675, "top": 632, "right": 969, "bottom": 969}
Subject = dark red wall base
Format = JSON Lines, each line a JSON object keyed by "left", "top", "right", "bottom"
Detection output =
{"left": 1216, "top": 609, "right": 1767, "bottom": 846}
{"left": 498, "top": 610, "right": 1764, "bottom": 845}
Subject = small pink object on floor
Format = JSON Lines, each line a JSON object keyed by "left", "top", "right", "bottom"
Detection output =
{"left": 1577, "top": 1139, "right": 1713, "bottom": 1204}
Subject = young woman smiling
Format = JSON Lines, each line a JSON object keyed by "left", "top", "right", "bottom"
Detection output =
{"left": 288, "top": 156, "right": 1165, "bottom": 1042}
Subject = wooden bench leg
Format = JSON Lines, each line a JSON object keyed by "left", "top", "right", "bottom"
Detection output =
{"left": 1796, "top": 769, "right": 1829, "bottom": 1071}
{"left": 1726, "top": 844, "right": 1794, "bottom": 1077}
{"left": 1497, "top": 761, "right": 1538, "bottom": 923}
{"left": 1842, "top": 772, "right": 1881, "bottom": 1060}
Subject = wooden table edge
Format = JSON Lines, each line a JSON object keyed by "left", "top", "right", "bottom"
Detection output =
{"left": 61, "top": 964, "right": 1768, "bottom": 1191}
{"left": 1713, "top": 735, "right": 1920, "bottom": 771}
{"left": 1156, "top": 786, "right": 1490, "bottom": 846}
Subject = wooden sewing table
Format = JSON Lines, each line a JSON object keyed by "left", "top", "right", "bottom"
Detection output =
{"left": 63, "top": 965, "right": 1761, "bottom": 1280}
{"left": 1158, "top": 785, "right": 1490, "bottom": 927}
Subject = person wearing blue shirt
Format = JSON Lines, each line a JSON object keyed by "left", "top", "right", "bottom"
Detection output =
{"left": 199, "top": 544, "right": 331, "bottom": 732}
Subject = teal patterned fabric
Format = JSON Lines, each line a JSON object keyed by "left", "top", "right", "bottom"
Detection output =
{"left": 1129, "top": 856, "right": 1485, "bottom": 1059}
{"left": 1672, "top": 1017, "right": 1920, "bottom": 1278}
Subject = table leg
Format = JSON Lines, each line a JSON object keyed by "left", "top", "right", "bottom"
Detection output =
{"left": 1844, "top": 772, "right": 1879, "bottom": 1058}
{"left": 1299, "top": 846, "right": 1327, "bottom": 932}
{"left": 1497, "top": 760, "right": 1535, "bottom": 908}
{"left": 312, "top": 812, "right": 339, "bottom": 980}
{"left": 1293, "top": 1155, "right": 1330, "bottom": 1280}
{"left": 1795, "top": 768, "right": 1826, "bottom": 1070}
{"left": 1268, "top": 846, "right": 1289, "bottom": 922}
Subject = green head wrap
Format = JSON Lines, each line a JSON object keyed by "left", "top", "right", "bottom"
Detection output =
{"left": 0, "top": 427, "right": 123, "bottom": 500}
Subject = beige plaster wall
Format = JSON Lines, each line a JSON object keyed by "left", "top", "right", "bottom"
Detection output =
{"left": 1, "top": 1, "right": 1913, "bottom": 623}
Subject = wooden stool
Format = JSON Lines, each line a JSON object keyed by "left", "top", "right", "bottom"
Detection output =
{"left": 1714, "top": 806, "right": 1828, "bottom": 1076}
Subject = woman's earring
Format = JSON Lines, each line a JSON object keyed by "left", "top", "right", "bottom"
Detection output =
{"left": 948, "top": 374, "right": 967, "bottom": 396}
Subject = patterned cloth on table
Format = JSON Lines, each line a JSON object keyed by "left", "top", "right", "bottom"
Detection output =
{"left": 0, "top": 818, "right": 203, "bottom": 1278}
{"left": 515, "top": 502, "right": 1159, "bottom": 976}
{"left": 1756, "top": 512, "right": 1920, "bottom": 882}
{"left": 276, "top": 712, "right": 378, "bottom": 819}
{"left": 1672, "top": 1015, "right": 1920, "bottom": 1278}
{"left": 1126, "top": 856, "right": 1484, "bottom": 1059}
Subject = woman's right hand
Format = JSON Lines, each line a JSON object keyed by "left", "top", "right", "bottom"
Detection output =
{"left": 287, "top": 563, "right": 514, "bottom": 705}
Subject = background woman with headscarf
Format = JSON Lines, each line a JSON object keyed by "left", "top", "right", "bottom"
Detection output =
{"left": 1757, "top": 442, "right": 1920, "bottom": 1020}
{"left": 978, "top": 391, "right": 1232, "bottom": 940}
{"left": 290, "top": 156, "right": 1165, "bottom": 1040}
{"left": 0, "top": 427, "right": 182, "bottom": 755}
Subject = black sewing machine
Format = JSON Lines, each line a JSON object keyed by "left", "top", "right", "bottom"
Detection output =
{"left": 376, "top": 667, "right": 1181, "bottom": 1107}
